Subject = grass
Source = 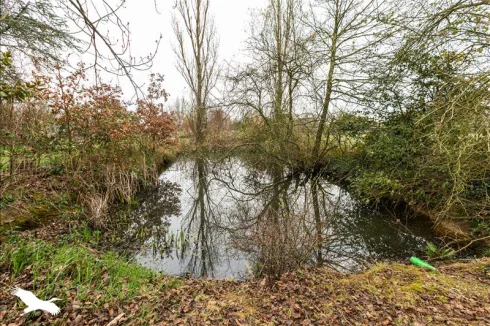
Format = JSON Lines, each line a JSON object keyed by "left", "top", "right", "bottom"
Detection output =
{"left": 0, "top": 234, "right": 170, "bottom": 306}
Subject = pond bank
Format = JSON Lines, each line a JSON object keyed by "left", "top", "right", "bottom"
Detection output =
{"left": 1, "top": 223, "right": 489, "bottom": 325}
{"left": 321, "top": 162, "right": 490, "bottom": 255}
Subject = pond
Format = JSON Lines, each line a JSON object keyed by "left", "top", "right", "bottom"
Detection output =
{"left": 116, "top": 155, "right": 436, "bottom": 280}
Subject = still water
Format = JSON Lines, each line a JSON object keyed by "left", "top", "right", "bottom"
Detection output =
{"left": 119, "top": 155, "right": 435, "bottom": 280}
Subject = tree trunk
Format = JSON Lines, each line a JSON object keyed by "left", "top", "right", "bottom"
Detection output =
{"left": 312, "top": 7, "right": 339, "bottom": 160}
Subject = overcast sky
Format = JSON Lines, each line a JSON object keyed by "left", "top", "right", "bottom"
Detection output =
{"left": 95, "top": 0, "right": 267, "bottom": 102}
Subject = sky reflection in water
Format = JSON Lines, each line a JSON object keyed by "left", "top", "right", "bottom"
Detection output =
{"left": 123, "top": 156, "right": 434, "bottom": 280}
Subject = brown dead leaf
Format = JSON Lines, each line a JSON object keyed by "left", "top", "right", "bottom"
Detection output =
{"left": 70, "top": 315, "right": 82, "bottom": 325}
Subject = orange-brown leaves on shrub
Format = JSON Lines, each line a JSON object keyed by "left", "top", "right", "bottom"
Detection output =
{"left": 136, "top": 100, "right": 177, "bottom": 147}
{"left": 78, "top": 83, "right": 134, "bottom": 145}
{"left": 136, "top": 72, "right": 177, "bottom": 148}
{"left": 40, "top": 66, "right": 177, "bottom": 154}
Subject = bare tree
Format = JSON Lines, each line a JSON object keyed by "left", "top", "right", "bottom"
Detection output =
{"left": 225, "top": 0, "right": 310, "bottom": 157}
{"left": 172, "top": 0, "right": 219, "bottom": 145}
{"left": 306, "top": 0, "right": 392, "bottom": 161}
{"left": 257, "top": 0, "right": 309, "bottom": 132}
{"left": 61, "top": 0, "right": 162, "bottom": 97}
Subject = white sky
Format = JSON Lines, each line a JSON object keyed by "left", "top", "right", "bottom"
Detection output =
{"left": 102, "top": 0, "right": 267, "bottom": 101}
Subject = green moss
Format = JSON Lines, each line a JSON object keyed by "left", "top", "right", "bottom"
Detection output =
{"left": 436, "top": 296, "right": 449, "bottom": 303}
{"left": 402, "top": 282, "right": 425, "bottom": 293}
{"left": 29, "top": 204, "right": 58, "bottom": 219}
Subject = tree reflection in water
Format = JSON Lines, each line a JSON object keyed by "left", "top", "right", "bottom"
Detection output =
{"left": 115, "top": 180, "right": 181, "bottom": 256}
{"left": 182, "top": 157, "right": 219, "bottom": 277}
{"left": 120, "top": 156, "right": 435, "bottom": 280}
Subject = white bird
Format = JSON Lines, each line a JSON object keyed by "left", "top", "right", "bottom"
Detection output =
{"left": 11, "top": 287, "right": 62, "bottom": 316}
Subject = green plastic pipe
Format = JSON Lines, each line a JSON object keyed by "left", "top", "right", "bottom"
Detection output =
{"left": 410, "top": 256, "right": 437, "bottom": 271}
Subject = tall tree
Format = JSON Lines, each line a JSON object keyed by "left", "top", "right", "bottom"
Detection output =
{"left": 172, "top": 0, "right": 219, "bottom": 145}
{"left": 226, "top": 0, "right": 309, "bottom": 159}
{"left": 306, "top": 0, "right": 390, "bottom": 161}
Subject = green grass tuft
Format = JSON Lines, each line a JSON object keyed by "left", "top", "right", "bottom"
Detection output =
{"left": 1, "top": 237, "right": 160, "bottom": 304}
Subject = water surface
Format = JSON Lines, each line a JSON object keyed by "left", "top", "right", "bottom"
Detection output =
{"left": 119, "top": 156, "right": 435, "bottom": 279}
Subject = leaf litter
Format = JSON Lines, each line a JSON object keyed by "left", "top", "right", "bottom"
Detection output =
{"left": 1, "top": 224, "right": 489, "bottom": 325}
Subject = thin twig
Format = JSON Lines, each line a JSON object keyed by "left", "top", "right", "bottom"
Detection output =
{"left": 106, "top": 313, "right": 125, "bottom": 326}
